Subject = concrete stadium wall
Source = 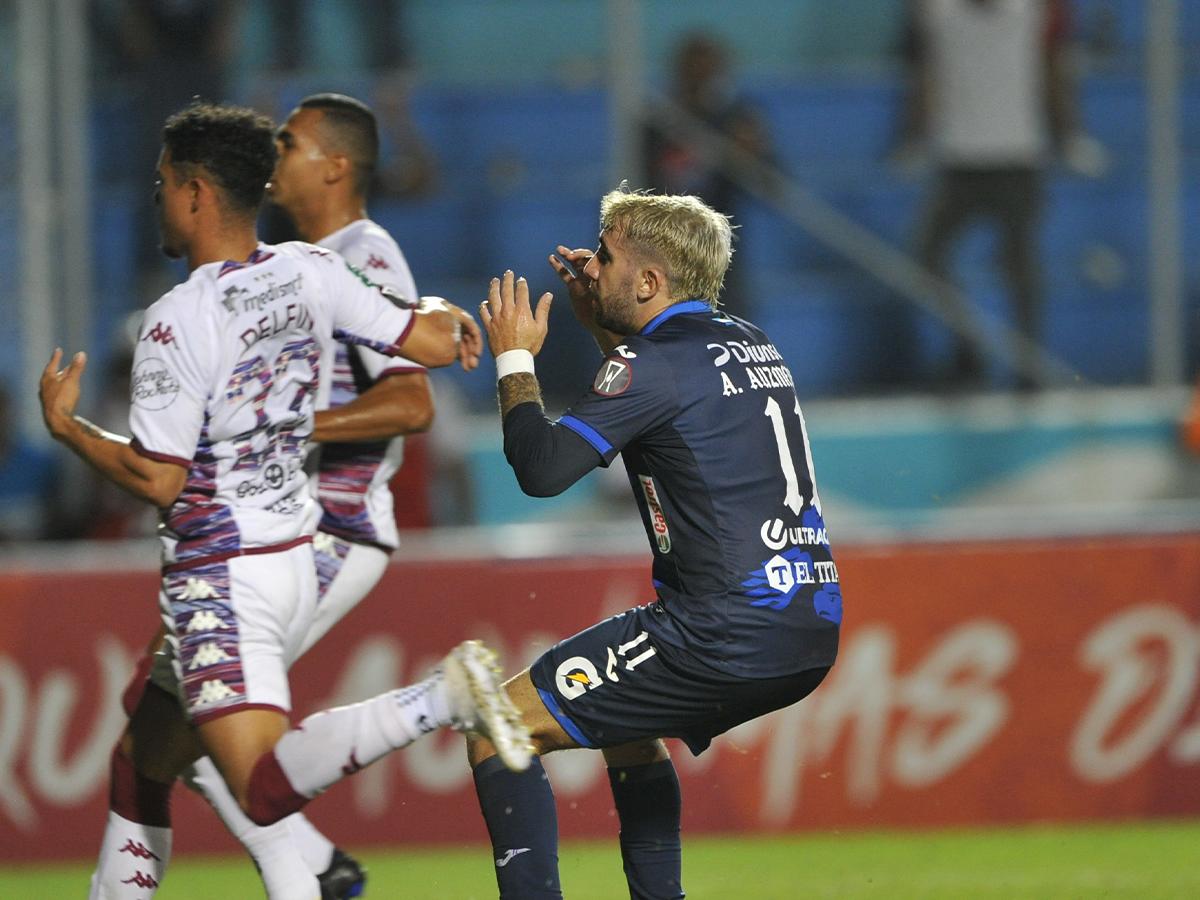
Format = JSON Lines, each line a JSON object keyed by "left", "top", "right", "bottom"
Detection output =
{"left": 1, "top": 533, "right": 1199, "bottom": 861}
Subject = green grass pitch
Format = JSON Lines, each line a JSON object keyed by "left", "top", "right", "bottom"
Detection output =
{"left": 3, "top": 820, "right": 1195, "bottom": 898}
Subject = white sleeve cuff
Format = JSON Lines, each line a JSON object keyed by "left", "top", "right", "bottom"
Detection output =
{"left": 495, "top": 348, "right": 536, "bottom": 381}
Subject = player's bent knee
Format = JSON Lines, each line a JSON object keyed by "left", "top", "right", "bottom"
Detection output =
{"left": 242, "top": 750, "right": 308, "bottom": 826}
{"left": 503, "top": 668, "right": 578, "bottom": 754}
{"left": 602, "top": 738, "right": 669, "bottom": 768}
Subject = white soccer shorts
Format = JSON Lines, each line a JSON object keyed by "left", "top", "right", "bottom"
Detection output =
{"left": 302, "top": 533, "right": 390, "bottom": 657}
{"left": 150, "top": 542, "right": 318, "bottom": 723}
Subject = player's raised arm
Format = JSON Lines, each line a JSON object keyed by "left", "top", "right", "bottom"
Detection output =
{"left": 479, "top": 270, "right": 602, "bottom": 497}
{"left": 326, "top": 256, "right": 481, "bottom": 371}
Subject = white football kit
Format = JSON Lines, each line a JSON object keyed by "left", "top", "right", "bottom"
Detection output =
{"left": 302, "top": 219, "right": 426, "bottom": 653}
{"left": 131, "top": 242, "right": 414, "bottom": 722}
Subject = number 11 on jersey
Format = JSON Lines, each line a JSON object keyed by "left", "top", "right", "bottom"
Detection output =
{"left": 764, "top": 395, "right": 821, "bottom": 516}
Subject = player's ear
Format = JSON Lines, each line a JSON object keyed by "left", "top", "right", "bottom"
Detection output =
{"left": 188, "top": 177, "right": 203, "bottom": 214}
{"left": 637, "top": 265, "right": 664, "bottom": 301}
{"left": 325, "top": 153, "right": 352, "bottom": 185}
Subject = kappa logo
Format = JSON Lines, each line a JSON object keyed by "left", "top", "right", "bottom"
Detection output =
{"left": 341, "top": 750, "right": 364, "bottom": 776}
{"left": 189, "top": 641, "right": 233, "bottom": 670}
{"left": 196, "top": 679, "right": 237, "bottom": 706}
{"left": 121, "top": 872, "right": 160, "bottom": 889}
{"left": 141, "top": 322, "right": 177, "bottom": 346}
{"left": 313, "top": 531, "right": 338, "bottom": 554}
{"left": 593, "top": 357, "right": 632, "bottom": 396}
{"left": 495, "top": 848, "right": 532, "bottom": 868}
{"left": 186, "top": 609, "right": 226, "bottom": 633}
{"left": 179, "top": 577, "right": 219, "bottom": 601}
{"left": 365, "top": 254, "right": 391, "bottom": 270}
{"left": 118, "top": 840, "right": 161, "bottom": 861}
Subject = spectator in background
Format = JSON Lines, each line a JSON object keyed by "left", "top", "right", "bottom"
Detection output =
{"left": 642, "top": 33, "right": 774, "bottom": 318}
{"left": 0, "top": 383, "right": 58, "bottom": 541}
{"left": 373, "top": 76, "right": 439, "bottom": 200}
{"left": 894, "top": 0, "right": 1105, "bottom": 390}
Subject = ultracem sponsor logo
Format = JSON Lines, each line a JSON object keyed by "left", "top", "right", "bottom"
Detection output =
{"left": 760, "top": 517, "right": 830, "bottom": 551}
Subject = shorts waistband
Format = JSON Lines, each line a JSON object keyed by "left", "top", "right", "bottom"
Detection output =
{"left": 163, "top": 535, "right": 313, "bottom": 574}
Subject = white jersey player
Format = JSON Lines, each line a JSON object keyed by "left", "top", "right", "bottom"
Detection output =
{"left": 131, "top": 238, "right": 413, "bottom": 719}
{"left": 133, "top": 96, "right": 445, "bottom": 900}
{"left": 38, "top": 103, "right": 530, "bottom": 900}
{"left": 305, "top": 218, "right": 424, "bottom": 652}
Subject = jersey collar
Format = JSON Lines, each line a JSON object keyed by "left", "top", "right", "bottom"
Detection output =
{"left": 218, "top": 244, "right": 275, "bottom": 278}
{"left": 639, "top": 300, "right": 712, "bottom": 335}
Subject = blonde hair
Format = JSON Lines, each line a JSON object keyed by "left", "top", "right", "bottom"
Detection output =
{"left": 599, "top": 189, "right": 734, "bottom": 305}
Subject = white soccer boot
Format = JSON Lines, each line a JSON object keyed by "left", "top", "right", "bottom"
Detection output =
{"left": 441, "top": 640, "right": 534, "bottom": 772}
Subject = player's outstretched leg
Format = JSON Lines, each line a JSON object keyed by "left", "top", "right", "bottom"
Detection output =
{"left": 604, "top": 741, "right": 685, "bottom": 900}
{"left": 240, "top": 640, "right": 532, "bottom": 825}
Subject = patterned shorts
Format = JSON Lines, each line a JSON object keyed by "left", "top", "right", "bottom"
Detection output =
{"left": 150, "top": 542, "right": 317, "bottom": 724}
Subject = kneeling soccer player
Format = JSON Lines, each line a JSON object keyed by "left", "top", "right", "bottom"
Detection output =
{"left": 470, "top": 190, "right": 842, "bottom": 898}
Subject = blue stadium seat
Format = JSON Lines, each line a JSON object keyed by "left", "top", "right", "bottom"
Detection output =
{"left": 754, "top": 270, "right": 915, "bottom": 395}
{"left": 372, "top": 195, "right": 478, "bottom": 279}
{"left": 734, "top": 197, "right": 830, "bottom": 271}
{"left": 1080, "top": 74, "right": 1146, "bottom": 154}
{"left": 748, "top": 80, "right": 901, "bottom": 175}
{"left": 409, "top": 86, "right": 607, "bottom": 180}
{"left": 476, "top": 193, "right": 597, "bottom": 278}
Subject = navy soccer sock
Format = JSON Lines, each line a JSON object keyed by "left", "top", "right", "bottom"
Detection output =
{"left": 607, "top": 758, "right": 685, "bottom": 900}
{"left": 473, "top": 755, "right": 562, "bottom": 899}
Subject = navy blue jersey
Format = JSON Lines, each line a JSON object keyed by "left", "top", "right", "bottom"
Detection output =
{"left": 557, "top": 301, "right": 841, "bottom": 678}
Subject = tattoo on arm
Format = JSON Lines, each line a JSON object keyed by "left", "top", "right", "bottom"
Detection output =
{"left": 498, "top": 372, "right": 544, "bottom": 420}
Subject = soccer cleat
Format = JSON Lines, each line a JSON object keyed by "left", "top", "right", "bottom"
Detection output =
{"left": 318, "top": 847, "right": 367, "bottom": 899}
{"left": 442, "top": 640, "right": 534, "bottom": 772}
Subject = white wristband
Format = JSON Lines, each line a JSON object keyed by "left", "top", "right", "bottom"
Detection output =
{"left": 495, "top": 348, "right": 536, "bottom": 381}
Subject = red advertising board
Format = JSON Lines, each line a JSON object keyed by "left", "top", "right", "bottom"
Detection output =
{"left": 2, "top": 534, "right": 1199, "bottom": 861}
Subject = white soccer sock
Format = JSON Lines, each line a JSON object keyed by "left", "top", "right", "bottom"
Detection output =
{"left": 89, "top": 811, "right": 171, "bottom": 899}
{"left": 287, "top": 812, "right": 336, "bottom": 874}
{"left": 274, "top": 671, "right": 453, "bottom": 799}
{"left": 185, "top": 757, "right": 321, "bottom": 900}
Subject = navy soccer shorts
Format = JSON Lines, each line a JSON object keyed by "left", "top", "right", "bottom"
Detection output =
{"left": 529, "top": 602, "right": 829, "bottom": 755}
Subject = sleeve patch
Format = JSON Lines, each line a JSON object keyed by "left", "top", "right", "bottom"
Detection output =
{"left": 593, "top": 358, "right": 633, "bottom": 396}
{"left": 131, "top": 357, "right": 181, "bottom": 410}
